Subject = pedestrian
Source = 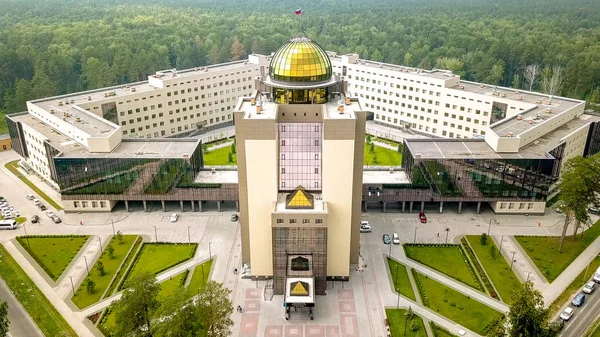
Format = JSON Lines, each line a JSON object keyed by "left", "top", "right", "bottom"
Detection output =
{"left": 233, "top": 267, "right": 238, "bottom": 275}
{"left": 80, "top": 220, "right": 83, "bottom": 226}
{"left": 437, "top": 232, "right": 439, "bottom": 237}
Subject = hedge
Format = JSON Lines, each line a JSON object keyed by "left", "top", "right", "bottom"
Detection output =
{"left": 460, "top": 237, "right": 499, "bottom": 300}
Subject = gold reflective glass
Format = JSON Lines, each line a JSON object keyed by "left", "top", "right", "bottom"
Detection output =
{"left": 270, "top": 39, "right": 332, "bottom": 82}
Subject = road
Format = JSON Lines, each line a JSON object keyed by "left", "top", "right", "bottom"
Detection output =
{"left": 559, "top": 286, "right": 600, "bottom": 337}
{"left": 0, "top": 278, "right": 44, "bottom": 337}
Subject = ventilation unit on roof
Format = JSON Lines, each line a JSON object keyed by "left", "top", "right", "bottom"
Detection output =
{"left": 508, "top": 132, "right": 514, "bottom": 137}
{"left": 518, "top": 96, "right": 523, "bottom": 100}
{"left": 70, "top": 99, "right": 75, "bottom": 104}
{"left": 459, "top": 85, "right": 465, "bottom": 89}
{"left": 338, "top": 100, "right": 345, "bottom": 113}
{"left": 535, "top": 99, "right": 542, "bottom": 104}
{"left": 528, "top": 120, "right": 533, "bottom": 125}
{"left": 131, "top": 87, "right": 136, "bottom": 92}
{"left": 256, "top": 101, "right": 263, "bottom": 114}
{"left": 516, "top": 115, "right": 522, "bottom": 120}
{"left": 345, "top": 96, "right": 351, "bottom": 105}
{"left": 545, "top": 108, "right": 552, "bottom": 113}
{"left": 58, "top": 101, "right": 63, "bottom": 106}
{"left": 501, "top": 92, "right": 506, "bottom": 97}
{"left": 75, "top": 117, "right": 81, "bottom": 122}
{"left": 49, "top": 109, "right": 55, "bottom": 114}
{"left": 88, "top": 96, "right": 92, "bottom": 100}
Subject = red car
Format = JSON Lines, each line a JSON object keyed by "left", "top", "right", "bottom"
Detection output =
{"left": 419, "top": 212, "right": 427, "bottom": 223}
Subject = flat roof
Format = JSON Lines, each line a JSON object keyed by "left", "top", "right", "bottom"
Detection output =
{"left": 330, "top": 55, "right": 454, "bottom": 81}
{"left": 10, "top": 113, "right": 83, "bottom": 154}
{"left": 363, "top": 170, "right": 410, "bottom": 184}
{"left": 194, "top": 170, "right": 238, "bottom": 184}
{"left": 405, "top": 139, "right": 550, "bottom": 160}
{"left": 275, "top": 193, "right": 327, "bottom": 213}
{"left": 238, "top": 95, "right": 363, "bottom": 121}
{"left": 32, "top": 100, "right": 118, "bottom": 137}
{"left": 60, "top": 139, "right": 200, "bottom": 159}
{"left": 0, "top": 134, "right": 10, "bottom": 140}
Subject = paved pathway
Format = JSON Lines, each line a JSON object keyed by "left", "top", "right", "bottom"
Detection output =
{"left": 57, "top": 235, "right": 107, "bottom": 299}
{"left": 0, "top": 278, "right": 44, "bottom": 337}
{"left": 495, "top": 236, "right": 547, "bottom": 291}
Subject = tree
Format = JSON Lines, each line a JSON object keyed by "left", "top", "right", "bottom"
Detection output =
{"left": 366, "top": 135, "right": 372, "bottom": 143}
{"left": 541, "top": 65, "right": 564, "bottom": 96}
{"left": 523, "top": 64, "right": 541, "bottom": 91}
{"left": 489, "top": 245, "right": 497, "bottom": 259}
{"left": 231, "top": 39, "right": 246, "bottom": 61}
{"left": 397, "top": 143, "right": 403, "bottom": 153}
{"left": 96, "top": 261, "right": 105, "bottom": 276}
{"left": 512, "top": 74, "right": 521, "bottom": 90}
{"left": 197, "top": 281, "right": 233, "bottom": 337}
{"left": 230, "top": 143, "right": 236, "bottom": 154}
{"left": 153, "top": 291, "right": 202, "bottom": 337}
{"left": 84, "top": 57, "right": 114, "bottom": 89}
{"left": 106, "top": 245, "right": 115, "bottom": 259}
{"left": 116, "top": 230, "right": 123, "bottom": 244}
{"left": 0, "top": 301, "right": 8, "bottom": 337}
{"left": 480, "top": 233, "right": 488, "bottom": 246}
{"left": 557, "top": 154, "right": 600, "bottom": 251}
{"left": 86, "top": 279, "right": 96, "bottom": 294}
{"left": 369, "top": 142, "right": 375, "bottom": 153}
{"left": 114, "top": 273, "right": 160, "bottom": 337}
{"left": 435, "top": 57, "right": 465, "bottom": 77}
{"left": 228, "top": 152, "right": 234, "bottom": 163}
{"left": 486, "top": 63, "right": 504, "bottom": 85}
{"left": 507, "top": 281, "right": 561, "bottom": 337}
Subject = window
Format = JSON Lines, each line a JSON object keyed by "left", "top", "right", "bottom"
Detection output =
{"left": 508, "top": 203, "right": 515, "bottom": 209}
{"left": 528, "top": 203, "right": 535, "bottom": 210}
{"left": 74, "top": 201, "right": 80, "bottom": 208}
{"left": 276, "top": 219, "right": 284, "bottom": 224}
{"left": 289, "top": 219, "right": 297, "bottom": 224}
{"left": 302, "top": 219, "right": 310, "bottom": 224}
{"left": 315, "top": 219, "right": 323, "bottom": 224}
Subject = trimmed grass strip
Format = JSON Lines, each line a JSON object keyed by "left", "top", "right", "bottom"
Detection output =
{"left": 404, "top": 243, "right": 483, "bottom": 291}
{"left": 364, "top": 143, "right": 402, "bottom": 166}
{"left": 16, "top": 235, "right": 89, "bottom": 281}
{"left": 123, "top": 243, "right": 197, "bottom": 288}
{"left": 431, "top": 322, "right": 458, "bottom": 337}
{"left": 387, "top": 258, "right": 416, "bottom": 301}
{"left": 158, "top": 271, "right": 188, "bottom": 301}
{"left": 5, "top": 160, "right": 63, "bottom": 210}
{"left": 549, "top": 255, "right": 600, "bottom": 316}
{"left": 465, "top": 235, "right": 521, "bottom": 304}
{"left": 0, "top": 244, "right": 77, "bottom": 336}
{"left": 386, "top": 308, "right": 426, "bottom": 337}
{"left": 72, "top": 235, "right": 139, "bottom": 309}
{"left": 203, "top": 145, "right": 236, "bottom": 166}
{"left": 412, "top": 270, "right": 502, "bottom": 334}
{"left": 107, "top": 236, "right": 142, "bottom": 296}
{"left": 515, "top": 220, "right": 600, "bottom": 282}
{"left": 186, "top": 259, "right": 214, "bottom": 295}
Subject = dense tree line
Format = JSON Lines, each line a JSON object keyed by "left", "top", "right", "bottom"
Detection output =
{"left": 0, "top": 0, "right": 599, "bottom": 118}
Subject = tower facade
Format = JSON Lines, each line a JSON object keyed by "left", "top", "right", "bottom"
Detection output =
{"left": 235, "top": 36, "right": 366, "bottom": 295}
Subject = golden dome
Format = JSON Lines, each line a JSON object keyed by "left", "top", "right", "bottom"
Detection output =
{"left": 269, "top": 36, "right": 332, "bottom": 83}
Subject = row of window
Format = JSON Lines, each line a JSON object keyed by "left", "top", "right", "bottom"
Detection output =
{"left": 276, "top": 218, "right": 323, "bottom": 224}
{"left": 499, "top": 202, "right": 536, "bottom": 210}
{"left": 73, "top": 200, "right": 108, "bottom": 208}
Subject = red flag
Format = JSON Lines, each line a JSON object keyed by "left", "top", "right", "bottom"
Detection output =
{"left": 295, "top": 8, "right": 302, "bottom": 15}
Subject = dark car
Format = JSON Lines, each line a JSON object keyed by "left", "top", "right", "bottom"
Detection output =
{"left": 231, "top": 214, "right": 239, "bottom": 222}
{"left": 38, "top": 204, "right": 47, "bottom": 211}
{"left": 382, "top": 234, "right": 391, "bottom": 245}
{"left": 572, "top": 293, "right": 585, "bottom": 307}
{"left": 31, "top": 215, "right": 40, "bottom": 224}
{"left": 419, "top": 212, "right": 427, "bottom": 224}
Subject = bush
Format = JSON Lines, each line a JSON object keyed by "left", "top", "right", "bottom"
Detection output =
{"left": 480, "top": 233, "right": 488, "bottom": 246}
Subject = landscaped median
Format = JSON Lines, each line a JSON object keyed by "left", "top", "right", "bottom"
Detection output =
{"left": 72, "top": 235, "right": 140, "bottom": 309}
{"left": 387, "top": 258, "right": 416, "bottom": 301}
{"left": 5, "top": 160, "right": 63, "bottom": 210}
{"left": 412, "top": 269, "right": 504, "bottom": 335}
{"left": 0, "top": 244, "right": 78, "bottom": 337}
{"left": 16, "top": 235, "right": 89, "bottom": 281}
{"left": 404, "top": 243, "right": 484, "bottom": 292}
{"left": 515, "top": 219, "right": 600, "bottom": 282}
{"left": 385, "top": 308, "right": 426, "bottom": 337}
{"left": 464, "top": 235, "right": 521, "bottom": 304}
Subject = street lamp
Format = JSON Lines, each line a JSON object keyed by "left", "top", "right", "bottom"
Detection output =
{"left": 208, "top": 242, "right": 212, "bottom": 259}
{"left": 187, "top": 226, "right": 191, "bottom": 243}
{"left": 153, "top": 226, "right": 158, "bottom": 242}
{"left": 510, "top": 251, "right": 516, "bottom": 270}
{"left": 69, "top": 276, "right": 75, "bottom": 295}
{"left": 97, "top": 236, "right": 103, "bottom": 252}
{"left": 445, "top": 227, "right": 450, "bottom": 244}
{"left": 499, "top": 235, "right": 505, "bottom": 253}
{"left": 23, "top": 224, "right": 31, "bottom": 248}
{"left": 111, "top": 219, "right": 115, "bottom": 236}
{"left": 488, "top": 218, "right": 498, "bottom": 236}
{"left": 83, "top": 255, "right": 90, "bottom": 275}
{"left": 414, "top": 227, "right": 417, "bottom": 244}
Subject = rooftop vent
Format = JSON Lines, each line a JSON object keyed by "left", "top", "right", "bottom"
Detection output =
{"left": 545, "top": 108, "right": 552, "bottom": 113}
{"left": 58, "top": 101, "right": 63, "bottom": 106}
{"left": 345, "top": 96, "right": 351, "bottom": 105}
{"left": 250, "top": 97, "right": 256, "bottom": 106}
{"left": 70, "top": 99, "right": 74, "bottom": 104}
{"left": 528, "top": 120, "right": 533, "bottom": 125}
{"left": 75, "top": 117, "right": 81, "bottom": 122}
{"left": 518, "top": 95, "right": 523, "bottom": 100}
{"left": 256, "top": 100, "right": 263, "bottom": 114}
{"left": 131, "top": 87, "right": 136, "bottom": 92}
{"left": 459, "top": 85, "right": 465, "bottom": 89}
{"left": 49, "top": 109, "right": 55, "bottom": 114}
{"left": 516, "top": 115, "right": 522, "bottom": 120}
{"left": 508, "top": 132, "right": 514, "bottom": 137}
{"left": 87, "top": 96, "right": 92, "bottom": 100}
{"left": 211, "top": 168, "right": 216, "bottom": 174}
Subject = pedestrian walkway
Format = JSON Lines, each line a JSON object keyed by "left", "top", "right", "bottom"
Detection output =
{"left": 542, "top": 235, "right": 600, "bottom": 304}
{"left": 57, "top": 235, "right": 107, "bottom": 299}
{"left": 496, "top": 236, "right": 547, "bottom": 292}
{"left": 3, "top": 241, "right": 95, "bottom": 337}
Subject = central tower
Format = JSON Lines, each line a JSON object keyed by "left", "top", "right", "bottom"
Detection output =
{"left": 235, "top": 36, "right": 366, "bottom": 303}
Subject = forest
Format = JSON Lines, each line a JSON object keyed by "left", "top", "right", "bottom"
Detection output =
{"left": 1, "top": 0, "right": 600, "bottom": 133}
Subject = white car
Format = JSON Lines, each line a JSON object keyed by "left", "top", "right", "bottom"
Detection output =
{"left": 583, "top": 281, "right": 596, "bottom": 294}
{"left": 360, "top": 221, "right": 372, "bottom": 233}
{"left": 26, "top": 194, "right": 34, "bottom": 200}
{"left": 392, "top": 232, "right": 401, "bottom": 245}
{"left": 32, "top": 199, "right": 41, "bottom": 206}
{"left": 560, "top": 307, "right": 574, "bottom": 321}
{"left": 169, "top": 213, "right": 179, "bottom": 223}
{"left": 45, "top": 211, "right": 55, "bottom": 218}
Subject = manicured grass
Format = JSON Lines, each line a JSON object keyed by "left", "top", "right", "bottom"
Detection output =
{"left": 431, "top": 323, "right": 458, "bottom": 337}
{"left": 515, "top": 220, "right": 600, "bottom": 282}
{"left": 0, "top": 244, "right": 78, "bottom": 337}
{"left": 123, "top": 243, "right": 197, "bottom": 288}
{"left": 549, "top": 256, "right": 600, "bottom": 316}
{"left": 186, "top": 259, "right": 213, "bottom": 295}
{"left": 387, "top": 258, "right": 416, "bottom": 301}
{"left": 107, "top": 236, "right": 143, "bottom": 296}
{"left": 16, "top": 235, "right": 89, "bottom": 281}
{"left": 386, "top": 309, "right": 427, "bottom": 337}
{"left": 203, "top": 145, "right": 237, "bottom": 166}
{"left": 466, "top": 235, "right": 521, "bottom": 304}
{"left": 99, "top": 308, "right": 117, "bottom": 336}
{"left": 158, "top": 271, "right": 187, "bottom": 300}
{"left": 404, "top": 244, "right": 483, "bottom": 291}
{"left": 5, "top": 160, "right": 63, "bottom": 210}
{"left": 364, "top": 143, "right": 402, "bottom": 166}
{"left": 586, "top": 316, "right": 600, "bottom": 337}
{"left": 72, "top": 235, "right": 139, "bottom": 309}
{"left": 413, "top": 270, "right": 502, "bottom": 334}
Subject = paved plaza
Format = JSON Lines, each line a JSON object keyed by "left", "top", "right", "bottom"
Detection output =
{"left": 1, "top": 148, "right": 600, "bottom": 337}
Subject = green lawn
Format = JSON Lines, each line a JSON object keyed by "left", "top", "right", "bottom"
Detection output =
{"left": 549, "top": 256, "right": 600, "bottom": 316}
{"left": 186, "top": 259, "right": 213, "bottom": 295}
{"left": 515, "top": 220, "right": 600, "bottom": 282}
{"left": 364, "top": 143, "right": 402, "bottom": 166}
{"left": 466, "top": 235, "right": 521, "bottom": 304}
{"left": 0, "top": 244, "right": 78, "bottom": 337}
{"left": 158, "top": 271, "right": 187, "bottom": 300}
{"left": 203, "top": 145, "right": 237, "bottom": 166}
{"left": 107, "top": 236, "right": 143, "bottom": 296}
{"left": 404, "top": 244, "right": 483, "bottom": 291}
{"left": 5, "top": 160, "right": 63, "bottom": 210}
{"left": 72, "top": 235, "right": 139, "bottom": 309}
{"left": 386, "top": 309, "right": 427, "bottom": 337}
{"left": 413, "top": 270, "right": 502, "bottom": 334}
{"left": 387, "top": 258, "right": 416, "bottom": 301}
{"left": 123, "top": 243, "right": 197, "bottom": 288}
{"left": 587, "top": 317, "right": 600, "bottom": 337}
{"left": 16, "top": 235, "right": 89, "bottom": 281}
{"left": 431, "top": 323, "right": 458, "bottom": 337}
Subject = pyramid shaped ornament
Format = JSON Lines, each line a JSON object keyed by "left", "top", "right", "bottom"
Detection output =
{"left": 290, "top": 281, "right": 309, "bottom": 296}
{"left": 286, "top": 185, "right": 314, "bottom": 209}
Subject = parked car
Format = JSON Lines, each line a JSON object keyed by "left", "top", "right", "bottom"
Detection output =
{"left": 559, "top": 307, "right": 574, "bottom": 321}
{"left": 419, "top": 212, "right": 427, "bottom": 223}
{"left": 230, "top": 214, "right": 239, "bottom": 222}
{"left": 2, "top": 213, "right": 14, "bottom": 219}
{"left": 555, "top": 201, "right": 565, "bottom": 213}
{"left": 572, "top": 293, "right": 585, "bottom": 307}
{"left": 51, "top": 215, "right": 61, "bottom": 224}
{"left": 583, "top": 281, "right": 596, "bottom": 294}
{"left": 360, "top": 221, "right": 372, "bottom": 233}
{"left": 32, "top": 199, "right": 41, "bottom": 206}
{"left": 45, "top": 211, "right": 55, "bottom": 218}
{"left": 382, "top": 234, "right": 391, "bottom": 245}
{"left": 26, "top": 194, "right": 34, "bottom": 200}
{"left": 392, "top": 232, "right": 400, "bottom": 245}
{"left": 590, "top": 206, "right": 600, "bottom": 215}
{"left": 593, "top": 266, "right": 600, "bottom": 283}
{"left": 38, "top": 204, "right": 47, "bottom": 211}
{"left": 0, "top": 196, "right": 5, "bottom": 202}
{"left": 31, "top": 215, "right": 40, "bottom": 224}
{"left": 170, "top": 213, "right": 179, "bottom": 223}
